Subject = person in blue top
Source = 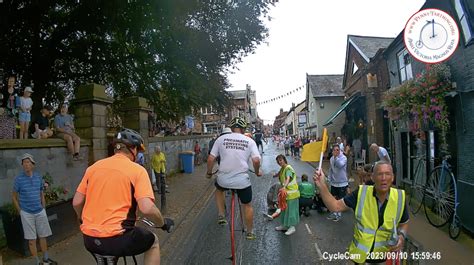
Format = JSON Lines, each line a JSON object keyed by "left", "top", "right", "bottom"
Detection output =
{"left": 12, "top": 153, "right": 56, "bottom": 265}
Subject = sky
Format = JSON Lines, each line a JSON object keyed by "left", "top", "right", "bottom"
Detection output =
{"left": 227, "top": 0, "right": 426, "bottom": 125}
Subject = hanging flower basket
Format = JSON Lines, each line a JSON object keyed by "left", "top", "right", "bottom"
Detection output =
{"left": 383, "top": 63, "right": 454, "bottom": 152}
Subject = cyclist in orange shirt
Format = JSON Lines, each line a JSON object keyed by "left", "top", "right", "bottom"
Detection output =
{"left": 72, "top": 128, "right": 173, "bottom": 265}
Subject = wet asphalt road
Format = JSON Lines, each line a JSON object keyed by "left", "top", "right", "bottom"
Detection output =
{"left": 169, "top": 141, "right": 355, "bottom": 265}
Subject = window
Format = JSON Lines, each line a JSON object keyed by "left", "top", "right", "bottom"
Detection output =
{"left": 397, "top": 49, "right": 413, "bottom": 83}
{"left": 352, "top": 61, "right": 359, "bottom": 75}
{"left": 454, "top": 0, "right": 473, "bottom": 45}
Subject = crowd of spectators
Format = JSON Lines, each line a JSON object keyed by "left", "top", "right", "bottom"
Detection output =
{"left": 1, "top": 74, "right": 82, "bottom": 160}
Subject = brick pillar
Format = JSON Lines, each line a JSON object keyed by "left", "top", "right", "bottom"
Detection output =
{"left": 121, "top": 96, "right": 151, "bottom": 160}
{"left": 73, "top": 83, "right": 113, "bottom": 163}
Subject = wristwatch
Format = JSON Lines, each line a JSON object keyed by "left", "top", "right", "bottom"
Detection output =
{"left": 398, "top": 230, "right": 407, "bottom": 240}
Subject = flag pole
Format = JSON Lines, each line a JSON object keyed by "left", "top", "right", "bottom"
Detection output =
{"left": 318, "top": 151, "right": 324, "bottom": 171}
{"left": 318, "top": 128, "right": 328, "bottom": 171}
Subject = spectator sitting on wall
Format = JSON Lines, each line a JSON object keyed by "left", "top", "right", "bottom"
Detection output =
{"left": 30, "top": 105, "right": 54, "bottom": 139}
{"left": 54, "top": 102, "right": 82, "bottom": 161}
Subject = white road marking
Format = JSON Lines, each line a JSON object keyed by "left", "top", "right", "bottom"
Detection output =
{"left": 314, "top": 242, "right": 324, "bottom": 260}
{"left": 305, "top": 223, "right": 312, "bottom": 235}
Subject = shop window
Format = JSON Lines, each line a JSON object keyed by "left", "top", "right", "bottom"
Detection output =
{"left": 454, "top": 0, "right": 473, "bottom": 45}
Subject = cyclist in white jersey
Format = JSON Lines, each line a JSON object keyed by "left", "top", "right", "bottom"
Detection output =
{"left": 207, "top": 117, "right": 262, "bottom": 240}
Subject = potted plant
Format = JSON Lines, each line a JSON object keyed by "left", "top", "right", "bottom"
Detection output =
{"left": 0, "top": 173, "right": 78, "bottom": 256}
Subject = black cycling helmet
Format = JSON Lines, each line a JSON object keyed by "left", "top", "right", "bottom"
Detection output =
{"left": 229, "top": 117, "right": 247, "bottom": 129}
{"left": 114, "top": 128, "right": 146, "bottom": 152}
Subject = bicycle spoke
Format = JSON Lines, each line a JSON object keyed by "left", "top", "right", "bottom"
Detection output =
{"left": 424, "top": 166, "right": 455, "bottom": 227}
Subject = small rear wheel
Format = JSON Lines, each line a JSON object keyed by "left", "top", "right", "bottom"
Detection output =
{"left": 449, "top": 216, "right": 461, "bottom": 240}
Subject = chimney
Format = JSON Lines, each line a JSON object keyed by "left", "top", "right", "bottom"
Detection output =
{"left": 280, "top": 108, "right": 283, "bottom": 114}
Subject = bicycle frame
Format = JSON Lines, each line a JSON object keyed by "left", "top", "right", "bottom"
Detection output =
{"left": 439, "top": 160, "right": 457, "bottom": 206}
{"left": 229, "top": 190, "right": 244, "bottom": 265}
{"left": 441, "top": 159, "right": 461, "bottom": 237}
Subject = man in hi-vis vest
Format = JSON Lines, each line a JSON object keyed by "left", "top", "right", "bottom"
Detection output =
{"left": 313, "top": 161, "right": 409, "bottom": 264}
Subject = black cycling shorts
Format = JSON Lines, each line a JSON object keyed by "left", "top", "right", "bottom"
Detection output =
{"left": 83, "top": 226, "right": 155, "bottom": 257}
{"left": 215, "top": 181, "right": 252, "bottom": 204}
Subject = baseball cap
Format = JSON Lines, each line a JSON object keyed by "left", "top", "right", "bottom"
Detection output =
{"left": 24, "top": 86, "right": 34, "bottom": 93}
{"left": 21, "top": 153, "right": 36, "bottom": 164}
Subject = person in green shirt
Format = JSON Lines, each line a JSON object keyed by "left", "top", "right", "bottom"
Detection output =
{"left": 298, "top": 174, "right": 315, "bottom": 216}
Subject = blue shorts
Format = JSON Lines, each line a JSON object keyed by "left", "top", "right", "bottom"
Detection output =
{"left": 18, "top": 112, "right": 31, "bottom": 122}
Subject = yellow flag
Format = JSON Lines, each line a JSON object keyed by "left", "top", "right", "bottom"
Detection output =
{"left": 301, "top": 141, "right": 323, "bottom": 162}
{"left": 321, "top": 128, "right": 328, "bottom": 153}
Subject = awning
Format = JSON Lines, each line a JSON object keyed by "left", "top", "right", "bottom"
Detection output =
{"left": 323, "top": 94, "right": 360, "bottom": 126}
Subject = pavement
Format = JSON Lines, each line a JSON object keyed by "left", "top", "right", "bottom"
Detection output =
{"left": 1, "top": 141, "right": 474, "bottom": 264}
{"left": 1, "top": 161, "right": 216, "bottom": 265}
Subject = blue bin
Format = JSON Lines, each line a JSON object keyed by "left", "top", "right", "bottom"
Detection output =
{"left": 179, "top": 152, "right": 194, "bottom": 173}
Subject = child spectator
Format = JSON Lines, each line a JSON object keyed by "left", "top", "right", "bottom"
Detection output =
{"left": 18, "top": 86, "right": 34, "bottom": 139}
{"left": 357, "top": 164, "right": 375, "bottom": 185}
{"left": 298, "top": 174, "right": 315, "bottom": 216}
{"left": 31, "top": 105, "right": 53, "bottom": 139}
{"left": 0, "top": 75, "right": 18, "bottom": 139}
{"left": 263, "top": 187, "right": 287, "bottom": 221}
{"left": 266, "top": 182, "right": 282, "bottom": 214}
{"left": 194, "top": 140, "right": 201, "bottom": 165}
{"left": 54, "top": 102, "right": 82, "bottom": 160}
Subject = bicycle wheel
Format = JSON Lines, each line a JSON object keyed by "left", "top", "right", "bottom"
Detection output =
{"left": 229, "top": 192, "right": 236, "bottom": 265}
{"left": 449, "top": 215, "right": 461, "bottom": 240}
{"left": 424, "top": 166, "right": 455, "bottom": 227}
{"left": 228, "top": 191, "right": 245, "bottom": 265}
{"left": 408, "top": 184, "right": 424, "bottom": 214}
{"left": 408, "top": 159, "right": 425, "bottom": 214}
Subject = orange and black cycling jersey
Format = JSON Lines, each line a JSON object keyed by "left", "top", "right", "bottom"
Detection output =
{"left": 77, "top": 153, "right": 154, "bottom": 238}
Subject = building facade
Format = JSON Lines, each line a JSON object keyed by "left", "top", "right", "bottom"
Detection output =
{"left": 384, "top": 0, "right": 474, "bottom": 233}
{"left": 305, "top": 74, "right": 344, "bottom": 139}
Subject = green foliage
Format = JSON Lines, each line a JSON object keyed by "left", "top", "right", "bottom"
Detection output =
{"left": 0, "top": 203, "right": 18, "bottom": 218}
{"left": 42, "top": 172, "right": 69, "bottom": 206}
{"left": 383, "top": 64, "right": 454, "bottom": 152}
{"left": 0, "top": 0, "right": 274, "bottom": 120}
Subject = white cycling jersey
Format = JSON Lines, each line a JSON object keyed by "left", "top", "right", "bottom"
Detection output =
{"left": 210, "top": 132, "right": 260, "bottom": 189}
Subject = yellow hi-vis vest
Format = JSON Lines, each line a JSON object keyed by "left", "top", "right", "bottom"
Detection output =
{"left": 279, "top": 165, "right": 300, "bottom": 200}
{"left": 348, "top": 185, "right": 405, "bottom": 264}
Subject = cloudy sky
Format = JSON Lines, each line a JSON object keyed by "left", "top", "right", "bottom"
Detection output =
{"left": 227, "top": 0, "right": 426, "bottom": 125}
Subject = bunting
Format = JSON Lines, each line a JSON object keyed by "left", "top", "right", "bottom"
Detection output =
{"left": 256, "top": 85, "right": 305, "bottom": 105}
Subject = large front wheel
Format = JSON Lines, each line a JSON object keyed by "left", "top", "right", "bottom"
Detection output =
{"left": 408, "top": 184, "right": 424, "bottom": 215}
{"left": 423, "top": 166, "right": 455, "bottom": 227}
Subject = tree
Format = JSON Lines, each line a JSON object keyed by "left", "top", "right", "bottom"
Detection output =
{"left": 0, "top": 0, "right": 274, "bottom": 120}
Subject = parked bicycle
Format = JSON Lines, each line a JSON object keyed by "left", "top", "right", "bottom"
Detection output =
{"left": 423, "top": 154, "right": 461, "bottom": 239}
{"left": 408, "top": 156, "right": 427, "bottom": 215}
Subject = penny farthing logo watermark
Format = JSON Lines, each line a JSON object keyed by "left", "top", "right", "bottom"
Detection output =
{"left": 404, "top": 9, "right": 460, "bottom": 64}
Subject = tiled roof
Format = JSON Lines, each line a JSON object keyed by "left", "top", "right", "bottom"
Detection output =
{"left": 307, "top": 75, "right": 344, "bottom": 98}
{"left": 349, "top": 35, "right": 394, "bottom": 61}
{"left": 228, "top": 90, "right": 247, "bottom": 99}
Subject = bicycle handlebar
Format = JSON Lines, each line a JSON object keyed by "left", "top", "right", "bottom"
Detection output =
{"left": 139, "top": 217, "right": 175, "bottom": 233}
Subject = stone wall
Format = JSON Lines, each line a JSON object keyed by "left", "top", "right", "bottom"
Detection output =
{"left": 0, "top": 139, "right": 90, "bottom": 206}
{"left": 147, "top": 135, "right": 213, "bottom": 174}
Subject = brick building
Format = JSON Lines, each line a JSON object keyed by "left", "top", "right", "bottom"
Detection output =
{"left": 331, "top": 35, "right": 394, "bottom": 162}
{"left": 384, "top": 0, "right": 474, "bottom": 234}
